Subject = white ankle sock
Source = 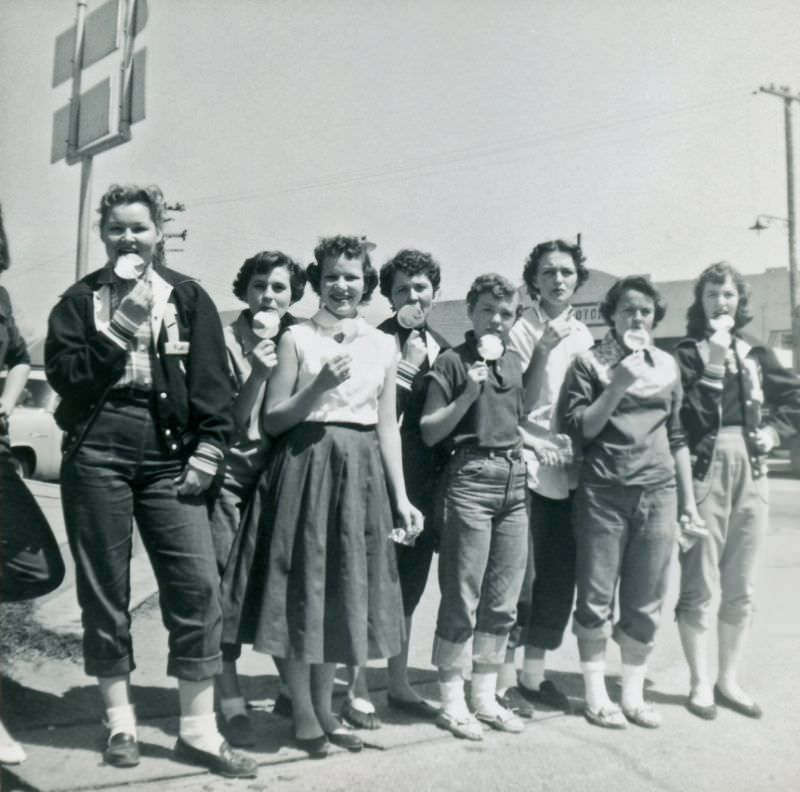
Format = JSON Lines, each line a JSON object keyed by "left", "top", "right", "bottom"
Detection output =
{"left": 621, "top": 664, "right": 646, "bottom": 710}
{"left": 439, "top": 678, "right": 469, "bottom": 718}
{"left": 179, "top": 714, "right": 224, "bottom": 754}
{"left": 219, "top": 696, "right": 247, "bottom": 721}
{"left": 520, "top": 656, "right": 546, "bottom": 690}
{"left": 580, "top": 661, "right": 612, "bottom": 711}
{"left": 470, "top": 672, "right": 499, "bottom": 715}
{"left": 496, "top": 662, "right": 518, "bottom": 695}
{"left": 105, "top": 704, "right": 137, "bottom": 739}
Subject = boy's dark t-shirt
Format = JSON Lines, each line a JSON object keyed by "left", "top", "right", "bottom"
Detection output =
{"left": 427, "top": 331, "right": 524, "bottom": 449}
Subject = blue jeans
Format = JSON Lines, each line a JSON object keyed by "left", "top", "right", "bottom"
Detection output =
{"left": 572, "top": 481, "right": 676, "bottom": 662}
{"left": 61, "top": 395, "right": 222, "bottom": 680}
{"left": 432, "top": 449, "right": 528, "bottom": 669}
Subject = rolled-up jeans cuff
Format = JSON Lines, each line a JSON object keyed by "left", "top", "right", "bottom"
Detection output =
{"left": 88, "top": 654, "right": 136, "bottom": 678}
{"left": 612, "top": 625, "right": 652, "bottom": 664}
{"left": 432, "top": 634, "right": 471, "bottom": 670}
{"left": 473, "top": 631, "right": 509, "bottom": 665}
{"left": 571, "top": 617, "right": 611, "bottom": 643}
{"left": 167, "top": 652, "right": 222, "bottom": 681}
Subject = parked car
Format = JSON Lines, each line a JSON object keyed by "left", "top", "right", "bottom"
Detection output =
{"left": 0, "top": 368, "right": 62, "bottom": 480}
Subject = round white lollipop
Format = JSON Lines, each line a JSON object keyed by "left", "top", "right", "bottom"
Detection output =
{"left": 114, "top": 253, "right": 146, "bottom": 280}
{"left": 623, "top": 328, "right": 650, "bottom": 352}
{"left": 477, "top": 333, "right": 504, "bottom": 361}
{"left": 252, "top": 309, "right": 281, "bottom": 339}
{"left": 397, "top": 303, "right": 426, "bottom": 330}
{"left": 709, "top": 314, "right": 735, "bottom": 332}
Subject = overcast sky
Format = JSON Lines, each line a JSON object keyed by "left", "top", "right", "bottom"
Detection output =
{"left": 1, "top": 0, "right": 799, "bottom": 335}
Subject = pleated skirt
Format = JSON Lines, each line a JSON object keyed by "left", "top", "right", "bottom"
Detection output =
{"left": 221, "top": 421, "right": 404, "bottom": 665}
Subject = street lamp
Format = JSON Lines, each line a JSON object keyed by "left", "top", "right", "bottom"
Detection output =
{"left": 749, "top": 214, "right": 789, "bottom": 233}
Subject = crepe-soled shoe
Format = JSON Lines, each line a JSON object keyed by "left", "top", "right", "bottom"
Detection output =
{"left": 174, "top": 738, "right": 258, "bottom": 778}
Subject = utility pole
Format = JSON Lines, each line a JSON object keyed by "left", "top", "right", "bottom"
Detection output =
{"left": 758, "top": 84, "right": 800, "bottom": 371}
{"left": 163, "top": 202, "right": 187, "bottom": 257}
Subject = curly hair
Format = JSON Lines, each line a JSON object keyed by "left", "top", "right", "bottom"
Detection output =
{"left": 466, "top": 273, "right": 518, "bottom": 310}
{"left": 306, "top": 235, "right": 378, "bottom": 303}
{"left": 599, "top": 276, "right": 667, "bottom": 328}
{"left": 232, "top": 250, "right": 306, "bottom": 303}
{"left": 378, "top": 248, "right": 441, "bottom": 298}
{"left": 522, "top": 238, "right": 589, "bottom": 298}
{"left": 0, "top": 203, "right": 9, "bottom": 272}
{"left": 685, "top": 261, "right": 753, "bottom": 337}
{"left": 97, "top": 184, "right": 166, "bottom": 230}
{"left": 97, "top": 184, "right": 167, "bottom": 266}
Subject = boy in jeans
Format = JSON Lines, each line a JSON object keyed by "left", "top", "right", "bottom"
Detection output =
{"left": 420, "top": 274, "right": 529, "bottom": 740}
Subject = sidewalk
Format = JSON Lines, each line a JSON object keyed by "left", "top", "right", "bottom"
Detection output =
{"left": 3, "top": 473, "right": 799, "bottom": 792}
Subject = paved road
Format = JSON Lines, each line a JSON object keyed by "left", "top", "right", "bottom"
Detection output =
{"left": 2, "top": 465, "right": 799, "bottom": 792}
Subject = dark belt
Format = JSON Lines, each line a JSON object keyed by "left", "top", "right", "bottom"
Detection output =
{"left": 453, "top": 444, "right": 523, "bottom": 462}
{"left": 107, "top": 386, "right": 154, "bottom": 405}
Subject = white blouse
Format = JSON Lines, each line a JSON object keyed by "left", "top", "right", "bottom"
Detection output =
{"left": 290, "top": 312, "right": 397, "bottom": 425}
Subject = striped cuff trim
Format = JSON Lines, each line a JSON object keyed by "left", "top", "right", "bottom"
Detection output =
{"left": 397, "top": 360, "right": 419, "bottom": 391}
{"left": 101, "top": 325, "right": 132, "bottom": 349}
{"left": 188, "top": 441, "right": 223, "bottom": 476}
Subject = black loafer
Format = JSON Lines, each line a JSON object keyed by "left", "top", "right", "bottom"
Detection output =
{"left": 292, "top": 733, "right": 329, "bottom": 759}
{"left": 220, "top": 712, "right": 256, "bottom": 747}
{"left": 386, "top": 693, "right": 441, "bottom": 720}
{"left": 325, "top": 728, "right": 363, "bottom": 752}
{"left": 687, "top": 697, "right": 717, "bottom": 720}
{"left": 714, "top": 685, "right": 763, "bottom": 719}
{"left": 518, "top": 680, "right": 571, "bottom": 713}
{"left": 103, "top": 732, "right": 140, "bottom": 768}
{"left": 174, "top": 738, "right": 258, "bottom": 778}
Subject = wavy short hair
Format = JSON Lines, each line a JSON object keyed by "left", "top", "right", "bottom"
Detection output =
{"left": 306, "top": 235, "right": 378, "bottom": 303}
{"left": 599, "top": 276, "right": 667, "bottom": 328}
{"left": 686, "top": 261, "right": 753, "bottom": 337}
{"left": 466, "top": 273, "right": 519, "bottom": 310}
{"left": 522, "top": 239, "right": 589, "bottom": 298}
{"left": 97, "top": 183, "right": 166, "bottom": 231}
{"left": 379, "top": 248, "right": 441, "bottom": 299}
{"left": 232, "top": 250, "right": 306, "bottom": 304}
{"left": 97, "top": 184, "right": 166, "bottom": 266}
{"left": 0, "top": 203, "right": 9, "bottom": 272}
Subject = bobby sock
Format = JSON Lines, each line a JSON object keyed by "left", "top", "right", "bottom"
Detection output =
{"left": 439, "top": 678, "right": 469, "bottom": 719}
{"left": 219, "top": 696, "right": 247, "bottom": 721}
{"left": 621, "top": 664, "right": 647, "bottom": 710}
{"left": 580, "top": 661, "right": 612, "bottom": 712}
{"left": 520, "top": 656, "right": 546, "bottom": 691}
{"left": 179, "top": 714, "right": 224, "bottom": 754}
{"left": 470, "top": 671, "right": 500, "bottom": 716}
{"left": 105, "top": 704, "right": 137, "bottom": 740}
{"left": 496, "top": 661, "right": 518, "bottom": 695}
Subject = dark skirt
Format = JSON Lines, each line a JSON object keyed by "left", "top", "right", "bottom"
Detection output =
{"left": 221, "top": 422, "right": 404, "bottom": 665}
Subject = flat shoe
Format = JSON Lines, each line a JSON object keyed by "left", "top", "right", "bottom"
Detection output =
{"left": 103, "top": 732, "right": 140, "bottom": 768}
{"left": 220, "top": 712, "right": 256, "bottom": 747}
{"left": 687, "top": 697, "right": 717, "bottom": 720}
{"left": 324, "top": 728, "right": 363, "bottom": 752}
{"left": 622, "top": 703, "right": 662, "bottom": 728}
{"left": 518, "top": 679, "right": 572, "bottom": 713}
{"left": 714, "top": 685, "right": 763, "bottom": 719}
{"left": 495, "top": 687, "right": 534, "bottom": 719}
{"left": 273, "top": 692, "right": 293, "bottom": 718}
{"left": 584, "top": 705, "right": 627, "bottom": 729}
{"left": 292, "top": 733, "right": 329, "bottom": 759}
{"left": 341, "top": 699, "right": 381, "bottom": 730}
{"left": 435, "top": 711, "right": 483, "bottom": 741}
{"left": 386, "top": 694, "right": 441, "bottom": 720}
{"left": 174, "top": 737, "right": 258, "bottom": 778}
{"left": 474, "top": 707, "right": 525, "bottom": 733}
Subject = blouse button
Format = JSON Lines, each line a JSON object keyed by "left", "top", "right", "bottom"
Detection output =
{"left": 170, "top": 443, "right": 178, "bottom": 451}
{"left": 159, "top": 392, "right": 167, "bottom": 399}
